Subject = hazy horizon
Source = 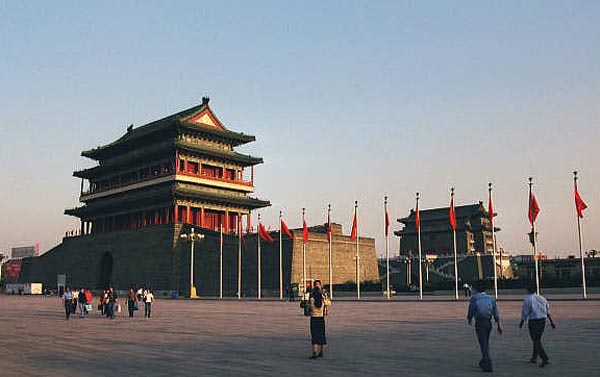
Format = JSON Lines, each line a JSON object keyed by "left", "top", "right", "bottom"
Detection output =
{"left": 1, "top": 2, "right": 599, "bottom": 259}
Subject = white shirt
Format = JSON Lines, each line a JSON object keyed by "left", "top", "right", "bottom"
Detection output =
{"left": 144, "top": 293, "right": 154, "bottom": 303}
{"left": 521, "top": 293, "right": 550, "bottom": 321}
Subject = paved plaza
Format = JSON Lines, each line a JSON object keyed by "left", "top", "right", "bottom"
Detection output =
{"left": 0, "top": 295, "right": 598, "bottom": 376}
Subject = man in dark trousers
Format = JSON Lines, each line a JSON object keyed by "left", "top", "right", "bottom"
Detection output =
{"left": 467, "top": 280, "right": 503, "bottom": 373}
{"left": 519, "top": 284, "right": 555, "bottom": 368}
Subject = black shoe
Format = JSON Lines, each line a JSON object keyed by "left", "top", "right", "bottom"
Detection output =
{"left": 540, "top": 360, "right": 549, "bottom": 368}
{"left": 309, "top": 355, "right": 318, "bottom": 360}
{"left": 529, "top": 358, "right": 537, "bottom": 364}
{"left": 318, "top": 351, "right": 324, "bottom": 358}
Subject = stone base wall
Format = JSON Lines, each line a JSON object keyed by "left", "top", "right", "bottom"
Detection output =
{"left": 290, "top": 233, "right": 380, "bottom": 287}
{"left": 17, "top": 224, "right": 380, "bottom": 296}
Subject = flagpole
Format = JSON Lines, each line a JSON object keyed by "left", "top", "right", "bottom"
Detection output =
{"left": 529, "top": 177, "right": 540, "bottom": 295}
{"left": 257, "top": 213, "right": 262, "bottom": 300}
{"left": 489, "top": 183, "right": 498, "bottom": 299}
{"left": 220, "top": 222, "right": 223, "bottom": 299}
{"left": 238, "top": 215, "right": 242, "bottom": 300}
{"left": 451, "top": 188, "right": 458, "bottom": 300}
{"left": 279, "top": 210, "right": 283, "bottom": 300}
{"left": 328, "top": 204, "right": 333, "bottom": 300}
{"left": 416, "top": 193, "right": 423, "bottom": 300}
{"left": 385, "top": 196, "right": 390, "bottom": 300}
{"left": 302, "top": 207, "right": 306, "bottom": 295}
{"left": 355, "top": 201, "right": 361, "bottom": 300}
{"left": 574, "top": 171, "right": 588, "bottom": 299}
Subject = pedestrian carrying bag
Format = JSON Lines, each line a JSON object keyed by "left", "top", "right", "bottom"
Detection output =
{"left": 133, "top": 301, "right": 139, "bottom": 310}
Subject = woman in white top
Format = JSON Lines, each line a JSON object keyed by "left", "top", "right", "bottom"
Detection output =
{"left": 144, "top": 289, "right": 154, "bottom": 318}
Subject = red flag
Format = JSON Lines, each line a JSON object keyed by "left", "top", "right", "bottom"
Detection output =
{"left": 415, "top": 201, "right": 420, "bottom": 231}
{"left": 302, "top": 220, "right": 309, "bottom": 244}
{"left": 351, "top": 210, "right": 358, "bottom": 240}
{"left": 281, "top": 218, "right": 293, "bottom": 238}
{"left": 258, "top": 223, "right": 274, "bottom": 242}
{"left": 488, "top": 195, "right": 494, "bottom": 226}
{"left": 449, "top": 197, "right": 457, "bottom": 231}
{"left": 528, "top": 192, "right": 540, "bottom": 225}
{"left": 575, "top": 183, "right": 588, "bottom": 218}
{"left": 385, "top": 209, "right": 391, "bottom": 237}
{"left": 327, "top": 212, "right": 332, "bottom": 242}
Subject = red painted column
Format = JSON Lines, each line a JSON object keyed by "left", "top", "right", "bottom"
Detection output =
{"left": 225, "top": 210, "right": 230, "bottom": 233}
{"left": 174, "top": 204, "right": 179, "bottom": 223}
{"left": 186, "top": 206, "right": 191, "bottom": 224}
{"left": 200, "top": 207, "right": 205, "bottom": 228}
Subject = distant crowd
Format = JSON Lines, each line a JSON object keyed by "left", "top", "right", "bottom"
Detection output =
{"left": 62, "top": 285, "right": 155, "bottom": 320}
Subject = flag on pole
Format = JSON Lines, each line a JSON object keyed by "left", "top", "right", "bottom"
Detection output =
{"left": 415, "top": 199, "right": 421, "bottom": 231}
{"left": 575, "top": 183, "right": 588, "bottom": 218}
{"left": 449, "top": 196, "right": 457, "bottom": 231}
{"left": 351, "top": 208, "right": 358, "bottom": 240}
{"left": 327, "top": 210, "right": 333, "bottom": 242}
{"left": 302, "top": 219, "right": 309, "bottom": 244}
{"left": 488, "top": 192, "right": 494, "bottom": 226}
{"left": 385, "top": 207, "right": 391, "bottom": 237}
{"left": 528, "top": 192, "right": 540, "bottom": 225}
{"left": 258, "top": 222, "right": 274, "bottom": 243}
{"left": 281, "top": 218, "right": 294, "bottom": 238}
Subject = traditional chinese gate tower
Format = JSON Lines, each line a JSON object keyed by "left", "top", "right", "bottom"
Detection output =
{"left": 19, "top": 99, "right": 270, "bottom": 293}
{"left": 66, "top": 97, "right": 269, "bottom": 235}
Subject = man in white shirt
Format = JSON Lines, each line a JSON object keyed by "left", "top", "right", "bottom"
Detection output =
{"left": 519, "top": 285, "right": 556, "bottom": 368}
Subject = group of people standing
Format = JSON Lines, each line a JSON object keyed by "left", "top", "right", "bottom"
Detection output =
{"left": 467, "top": 281, "right": 555, "bottom": 373}
{"left": 126, "top": 286, "right": 155, "bottom": 318}
{"left": 62, "top": 285, "right": 154, "bottom": 320}
{"left": 62, "top": 287, "right": 93, "bottom": 319}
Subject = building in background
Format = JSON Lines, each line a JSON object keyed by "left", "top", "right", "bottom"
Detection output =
{"left": 395, "top": 202, "right": 497, "bottom": 256}
{"left": 19, "top": 99, "right": 270, "bottom": 293}
{"left": 390, "top": 202, "right": 508, "bottom": 288}
{"left": 11, "top": 244, "right": 39, "bottom": 259}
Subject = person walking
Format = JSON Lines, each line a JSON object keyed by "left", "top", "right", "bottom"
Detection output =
{"left": 467, "top": 280, "right": 503, "bottom": 373}
{"left": 71, "top": 288, "right": 78, "bottom": 315}
{"left": 101, "top": 289, "right": 109, "bottom": 317}
{"left": 77, "top": 288, "right": 87, "bottom": 318}
{"left": 308, "top": 279, "right": 331, "bottom": 359}
{"left": 519, "top": 284, "right": 556, "bottom": 368}
{"left": 136, "top": 286, "right": 144, "bottom": 301}
{"left": 63, "top": 287, "right": 73, "bottom": 320}
{"left": 127, "top": 286, "right": 137, "bottom": 318}
{"left": 144, "top": 289, "right": 154, "bottom": 318}
{"left": 84, "top": 288, "right": 93, "bottom": 314}
{"left": 107, "top": 286, "right": 117, "bottom": 319}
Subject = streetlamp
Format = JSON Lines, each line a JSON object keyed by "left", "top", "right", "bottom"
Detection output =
{"left": 180, "top": 227, "right": 205, "bottom": 299}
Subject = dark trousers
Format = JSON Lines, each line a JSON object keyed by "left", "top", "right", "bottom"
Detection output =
{"left": 528, "top": 319, "right": 548, "bottom": 362}
{"left": 64, "top": 301, "right": 71, "bottom": 319}
{"left": 107, "top": 302, "right": 115, "bottom": 318}
{"left": 128, "top": 300, "right": 135, "bottom": 317}
{"left": 144, "top": 302, "right": 152, "bottom": 318}
{"left": 475, "top": 320, "right": 493, "bottom": 370}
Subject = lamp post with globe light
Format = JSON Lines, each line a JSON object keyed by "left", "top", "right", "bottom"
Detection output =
{"left": 180, "top": 228, "right": 205, "bottom": 298}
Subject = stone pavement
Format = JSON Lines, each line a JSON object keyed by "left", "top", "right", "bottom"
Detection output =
{"left": 0, "top": 295, "right": 598, "bottom": 376}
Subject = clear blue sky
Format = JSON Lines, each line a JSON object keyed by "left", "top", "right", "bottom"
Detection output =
{"left": 1, "top": 1, "right": 599, "bottom": 258}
